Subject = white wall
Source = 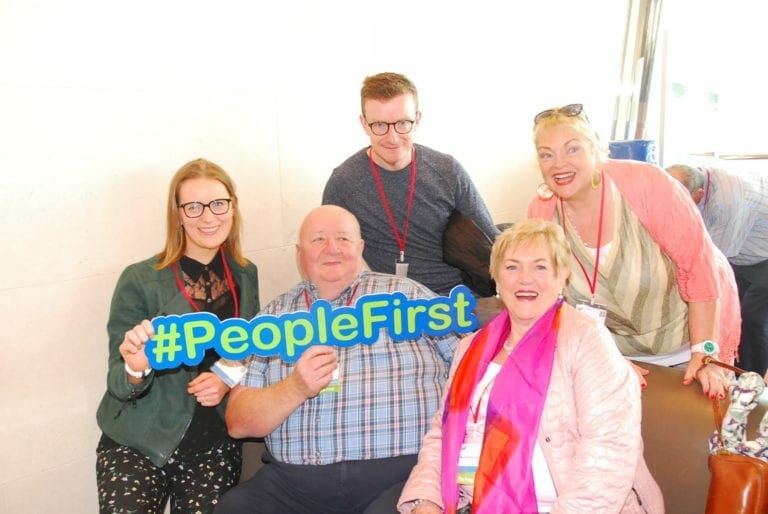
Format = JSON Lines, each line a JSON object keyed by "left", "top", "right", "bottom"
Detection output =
{"left": 0, "top": 1, "right": 627, "bottom": 511}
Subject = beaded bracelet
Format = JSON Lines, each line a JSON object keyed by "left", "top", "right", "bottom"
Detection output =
{"left": 410, "top": 498, "right": 438, "bottom": 511}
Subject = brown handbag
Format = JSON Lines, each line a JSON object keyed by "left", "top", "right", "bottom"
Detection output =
{"left": 702, "top": 357, "right": 768, "bottom": 514}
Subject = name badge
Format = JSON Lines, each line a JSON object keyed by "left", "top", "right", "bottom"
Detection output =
{"left": 576, "top": 299, "right": 608, "bottom": 325}
{"left": 320, "top": 367, "right": 340, "bottom": 394}
{"left": 457, "top": 442, "right": 482, "bottom": 486}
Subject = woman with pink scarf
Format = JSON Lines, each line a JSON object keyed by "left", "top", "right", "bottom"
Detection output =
{"left": 397, "top": 220, "right": 663, "bottom": 513}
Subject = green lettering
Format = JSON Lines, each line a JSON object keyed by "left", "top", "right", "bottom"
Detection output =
{"left": 331, "top": 313, "right": 358, "bottom": 341}
{"left": 406, "top": 304, "right": 428, "bottom": 332}
{"left": 453, "top": 291, "right": 473, "bottom": 328}
{"left": 183, "top": 320, "right": 215, "bottom": 361}
{"left": 252, "top": 323, "right": 281, "bottom": 352}
{"left": 220, "top": 325, "right": 249, "bottom": 354}
{"left": 361, "top": 299, "right": 389, "bottom": 338}
{"left": 427, "top": 303, "right": 452, "bottom": 331}
{"left": 283, "top": 318, "right": 315, "bottom": 358}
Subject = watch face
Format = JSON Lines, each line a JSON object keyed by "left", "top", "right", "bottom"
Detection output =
{"left": 704, "top": 341, "right": 716, "bottom": 354}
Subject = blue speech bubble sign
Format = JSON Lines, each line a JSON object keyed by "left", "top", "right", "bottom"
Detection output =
{"left": 146, "top": 285, "right": 478, "bottom": 368}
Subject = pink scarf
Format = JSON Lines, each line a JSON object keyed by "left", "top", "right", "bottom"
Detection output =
{"left": 441, "top": 298, "right": 563, "bottom": 513}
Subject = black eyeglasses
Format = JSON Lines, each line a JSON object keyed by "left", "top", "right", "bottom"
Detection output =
{"left": 178, "top": 198, "right": 232, "bottom": 218}
{"left": 533, "top": 103, "right": 585, "bottom": 124}
{"left": 366, "top": 119, "right": 415, "bottom": 136}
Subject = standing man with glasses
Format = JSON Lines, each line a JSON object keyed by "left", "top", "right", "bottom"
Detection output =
{"left": 322, "top": 72, "right": 499, "bottom": 297}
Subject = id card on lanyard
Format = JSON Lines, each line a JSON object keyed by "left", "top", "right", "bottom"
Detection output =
{"left": 575, "top": 299, "right": 608, "bottom": 324}
{"left": 369, "top": 147, "right": 416, "bottom": 279}
{"left": 561, "top": 178, "right": 607, "bottom": 325}
{"left": 303, "top": 284, "right": 359, "bottom": 393}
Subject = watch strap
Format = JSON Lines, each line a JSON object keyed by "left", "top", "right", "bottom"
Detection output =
{"left": 124, "top": 362, "right": 153, "bottom": 379}
{"left": 691, "top": 340, "right": 719, "bottom": 355}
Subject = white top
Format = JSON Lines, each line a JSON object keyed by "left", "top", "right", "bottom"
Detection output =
{"left": 584, "top": 241, "right": 612, "bottom": 266}
{"left": 459, "top": 362, "right": 556, "bottom": 512}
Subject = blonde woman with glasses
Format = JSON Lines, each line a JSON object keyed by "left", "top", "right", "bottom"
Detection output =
{"left": 96, "top": 158, "right": 260, "bottom": 513}
{"left": 527, "top": 104, "right": 739, "bottom": 399}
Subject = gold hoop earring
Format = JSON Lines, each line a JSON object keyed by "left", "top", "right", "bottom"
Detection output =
{"left": 536, "top": 183, "right": 554, "bottom": 200}
{"left": 591, "top": 171, "right": 602, "bottom": 190}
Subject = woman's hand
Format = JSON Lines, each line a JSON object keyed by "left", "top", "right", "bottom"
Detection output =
{"left": 684, "top": 353, "right": 728, "bottom": 399}
{"left": 188, "top": 372, "right": 229, "bottom": 407}
{"left": 628, "top": 359, "right": 649, "bottom": 390}
{"left": 118, "top": 319, "right": 154, "bottom": 376}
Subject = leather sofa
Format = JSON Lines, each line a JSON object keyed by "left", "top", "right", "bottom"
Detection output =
{"left": 240, "top": 362, "right": 768, "bottom": 514}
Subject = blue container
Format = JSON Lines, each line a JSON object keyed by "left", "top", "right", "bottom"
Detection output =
{"left": 609, "top": 139, "right": 657, "bottom": 164}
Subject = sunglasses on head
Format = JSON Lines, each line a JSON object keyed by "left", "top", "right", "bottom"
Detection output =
{"left": 533, "top": 103, "right": 585, "bottom": 124}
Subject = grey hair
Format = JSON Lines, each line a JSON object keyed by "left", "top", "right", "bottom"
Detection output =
{"left": 666, "top": 164, "right": 705, "bottom": 194}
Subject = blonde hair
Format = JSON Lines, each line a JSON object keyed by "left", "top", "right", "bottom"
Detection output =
{"left": 533, "top": 106, "right": 609, "bottom": 162}
{"left": 489, "top": 219, "right": 571, "bottom": 281}
{"left": 155, "top": 158, "right": 246, "bottom": 269}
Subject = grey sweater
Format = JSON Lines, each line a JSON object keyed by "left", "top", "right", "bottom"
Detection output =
{"left": 323, "top": 144, "right": 498, "bottom": 295}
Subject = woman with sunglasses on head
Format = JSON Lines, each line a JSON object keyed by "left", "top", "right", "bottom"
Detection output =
{"left": 527, "top": 104, "right": 740, "bottom": 399}
{"left": 95, "top": 158, "right": 260, "bottom": 513}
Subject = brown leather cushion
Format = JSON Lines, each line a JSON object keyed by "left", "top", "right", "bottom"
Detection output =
{"left": 441, "top": 212, "right": 514, "bottom": 298}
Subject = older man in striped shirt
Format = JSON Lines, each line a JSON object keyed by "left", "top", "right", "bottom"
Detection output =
{"left": 667, "top": 162, "right": 768, "bottom": 375}
{"left": 215, "top": 205, "right": 460, "bottom": 514}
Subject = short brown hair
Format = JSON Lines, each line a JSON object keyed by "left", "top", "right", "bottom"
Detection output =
{"left": 360, "top": 72, "right": 419, "bottom": 115}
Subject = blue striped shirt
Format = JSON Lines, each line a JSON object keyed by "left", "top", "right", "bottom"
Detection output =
{"left": 701, "top": 165, "right": 768, "bottom": 265}
{"left": 242, "top": 271, "right": 459, "bottom": 465}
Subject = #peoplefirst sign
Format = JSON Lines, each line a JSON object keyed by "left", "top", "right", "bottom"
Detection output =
{"left": 145, "top": 286, "right": 477, "bottom": 368}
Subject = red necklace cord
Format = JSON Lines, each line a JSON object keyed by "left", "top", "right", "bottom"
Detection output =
{"left": 368, "top": 147, "right": 417, "bottom": 262}
{"left": 560, "top": 177, "right": 606, "bottom": 302}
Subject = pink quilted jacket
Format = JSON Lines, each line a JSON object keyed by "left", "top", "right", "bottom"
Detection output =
{"left": 398, "top": 305, "right": 664, "bottom": 513}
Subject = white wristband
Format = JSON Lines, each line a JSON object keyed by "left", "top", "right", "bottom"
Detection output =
{"left": 124, "top": 362, "right": 152, "bottom": 379}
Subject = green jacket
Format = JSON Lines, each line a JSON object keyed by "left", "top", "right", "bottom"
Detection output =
{"left": 96, "top": 254, "right": 260, "bottom": 467}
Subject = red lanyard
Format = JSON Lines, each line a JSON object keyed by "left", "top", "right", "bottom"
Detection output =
{"left": 172, "top": 246, "right": 240, "bottom": 317}
{"left": 368, "top": 147, "right": 417, "bottom": 263}
{"left": 560, "top": 177, "right": 606, "bottom": 302}
{"left": 303, "top": 282, "right": 360, "bottom": 309}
